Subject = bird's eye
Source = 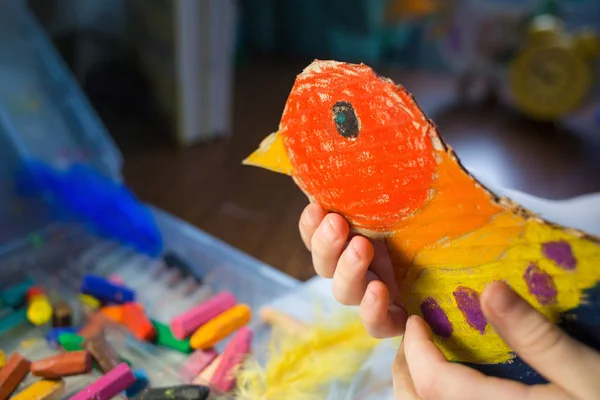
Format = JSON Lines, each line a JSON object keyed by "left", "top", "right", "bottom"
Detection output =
{"left": 332, "top": 101, "right": 359, "bottom": 139}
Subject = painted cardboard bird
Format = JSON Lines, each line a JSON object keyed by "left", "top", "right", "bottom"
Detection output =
{"left": 243, "top": 60, "right": 600, "bottom": 383}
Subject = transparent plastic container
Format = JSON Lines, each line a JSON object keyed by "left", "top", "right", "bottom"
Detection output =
{"left": 0, "top": 1, "right": 300, "bottom": 398}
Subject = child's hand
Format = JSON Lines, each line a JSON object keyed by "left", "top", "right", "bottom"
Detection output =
{"left": 299, "top": 204, "right": 407, "bottom": 338}
{"left": 393, "top": 281, "right": 600, "bottom": 400}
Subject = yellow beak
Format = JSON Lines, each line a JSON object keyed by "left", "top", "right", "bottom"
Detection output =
{"left": 242, "top": 131, "right": 295, "bottom": 176}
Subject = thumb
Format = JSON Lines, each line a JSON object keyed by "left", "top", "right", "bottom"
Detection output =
{"left": 481, "top": 281, "right": 600, "bottom": 399}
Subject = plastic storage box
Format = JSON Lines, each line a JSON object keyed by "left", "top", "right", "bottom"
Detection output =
{"left": 0, "top": 0, "right": 299, "bottom": 398}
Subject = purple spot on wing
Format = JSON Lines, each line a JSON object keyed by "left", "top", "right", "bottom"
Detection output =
{"left": 421, "top": 297, "right": 453, "bottom": 338}
{"left": 523, "top": 263, "right": 557, "bottom": 305}
{"left": 542, "top": 241, "right": 576, "bottom": 270}
{"left": 453, "top": 286, "right": 487, "bottom": 334}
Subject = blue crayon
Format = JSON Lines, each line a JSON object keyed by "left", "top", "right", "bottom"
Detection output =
{"left": 80, "top": 275, "right": 135, "bottom": 304}
{"left": 0, "top": 278, "right": 34, "bottom": 307}
{"left": 126, "top": 369, "right": 149, "bottom": 397}
{"left": 45, "top": 327, "right": 79, "bottom": 347}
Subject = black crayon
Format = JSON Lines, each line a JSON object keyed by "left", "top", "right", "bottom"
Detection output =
{"left": 163, "top": 252, "right": 203, "bottom": 284}
{"left": 138, "top": 385, "right": 210, "bottom": 400}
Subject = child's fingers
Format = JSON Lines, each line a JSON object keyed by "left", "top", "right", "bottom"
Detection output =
{"left": 360, "top": 280, "right": 407, "bottom": 338}
{"left": 310, "top": 213, "right": 349, "bottom": 278}
{"left": 403, "top": 315, "right": 534, "bottom": 400}
{"left": 299, "top": 203, "right": 327, "bottom": 251}
{"left": 332, "top": 236, "right": 374, "bottom": 305}
{"left": 481, "top": 281, "right": 600, "bottom": 400}
{"left": 369, "top": 239, "right": 403, "bottom": 305}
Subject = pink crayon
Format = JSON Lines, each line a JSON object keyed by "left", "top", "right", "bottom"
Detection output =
{"left": 210, "top": 326, "right": 253, "bottom": 392}
{"left": 108, "top": 274, "right": 125, "bottom": 285}
{"left": 179, "top": 348, "right": 219, "bottom": 383}
{"left": 171, "top": 292, "right": 236, "bottom": 339}
{"left": 69, "top": 363, "right": 135, "bottom": 400}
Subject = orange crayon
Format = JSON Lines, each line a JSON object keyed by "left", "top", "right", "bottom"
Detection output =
{"left": 122, "top": 303, "right": 156, "bottom": 341}
{"left": 100, "top": 305, "right": 125, "bottom": 324}
{"left": 190, "top": 304, "right": 251, "bottom": 350}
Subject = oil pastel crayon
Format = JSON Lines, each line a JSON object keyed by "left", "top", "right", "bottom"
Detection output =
{"left": 163, "top": 252, "right": 204, "bottom": 284}
{"left": 0, "top": 278, "right": 33, "bottom": 307}
{"left": 0, "top": 350, "right": 4, "bottom": 369}
{"left": 31, "top": 351, "right": 92, "bottom": 378}
{"left": 78, "top": 294, "right": 101, "bottom": 311}
{"left": 100, "top": 305, "right": 125, "bottom": 323}
{"left": 0, "top": 309, "right": 28, "bottom": 335}
{"left": 68, "top": 362, "right": 135, "bottom": 400}
{"left": 138, "top": 384, "right": 210, "bottom": 400}
{"left": 11, "top": 379, "right": 65, "bottom": 400}
{"left": 52, "top": 301, "right": 73, "bottom": 327}
{"left": 46, "top": 327, "right": 78, "bottom": 348}
{"left": 189, "top": 304, "right": 252, "bottom": 350}
{"left": 58, "top": 332, "right": 85, "bottom": 351}
{"left": 192, "top": 355, "right": 222, "bottom": 386}
{"left": 125, "top": 369, "right": 149, "bottom": 397}
{"left": 122, "top": 303, "right": 156, "bottom": 341}
{"left": 78, "top": 312, "right": 116, "bottom": 339}
{"left": 178, "top": 349, "right": 218, "bottom": 383}
{"left": 84, "top": 334, "right": 120, "bottom": 373}
{"left": 25, "top": 286, "right": 45, "bottom": 302}
{"left": 171, "top": 292, "right": 237, "bottom": 339}
{"left": 152, "top": 320, "right": 191, "bottom": 353}
{"left": 80, "top": 275, "right": 135, "bottom": 304}
{"left": 0, "top": 353, "right": 31, "bottom": 400}
{"left": 108, "top": 274, "right": 125, "bottom": 285}
{"left": 210, "top": 326, "right": 253, "bottom": 392}
{"left": 26, "top": 289, "right": 53, "bottom": 326}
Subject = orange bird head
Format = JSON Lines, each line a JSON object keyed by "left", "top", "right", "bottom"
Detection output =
{"left": 244, "top": 60, "right": 488, "bottom": 237}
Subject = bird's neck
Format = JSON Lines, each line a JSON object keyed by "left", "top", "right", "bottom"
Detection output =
{"left": 386, "top": 150, "right": 522, "bottom": 282}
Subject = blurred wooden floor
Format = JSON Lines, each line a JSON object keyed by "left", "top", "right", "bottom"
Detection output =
{"left": 97, "top": 60, "right": 600, "bottom": 282}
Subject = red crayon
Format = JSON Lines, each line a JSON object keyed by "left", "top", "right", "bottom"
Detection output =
{"left": 122, "top": 303, "right": 156, "bottom": 341}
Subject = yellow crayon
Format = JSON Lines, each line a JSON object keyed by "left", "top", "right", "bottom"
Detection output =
{"left": 190, "top": 304, "right": 251, "bottom": 350}
{"left": 11, "top": 379, "right": 65, "bottom": 400}
{"left": 0, "top": 349, "right": 5, "bottom": 369}
{"left": 77, "top": 294, "right": 101, "bottom": 311}
{"left": 27, "top": 295, "right": 53, "bottom": 326}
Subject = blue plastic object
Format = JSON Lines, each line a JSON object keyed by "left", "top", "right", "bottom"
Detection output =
{"left": 126, "top": 369, "right": 149, "bottom": 397}
{"left": 80, "top": 274, "right": 136, "bottom": 304}
{"left": 15, "top": 160, "right": 163, "bottom": 256}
